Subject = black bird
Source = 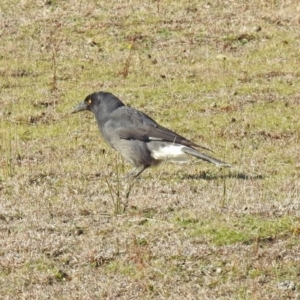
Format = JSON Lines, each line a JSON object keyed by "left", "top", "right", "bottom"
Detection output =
{"left": 72, "top": 92, "right": 231, "bottom": 177}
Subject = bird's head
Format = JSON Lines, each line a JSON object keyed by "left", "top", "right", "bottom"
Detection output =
{"left": 71, "top": 93, "right": 96, "bottom": 114}
{"left": 72, "top": 92, "right": 124, "bottom": 117}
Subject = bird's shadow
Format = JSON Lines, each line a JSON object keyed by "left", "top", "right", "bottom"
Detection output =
{"left": 92, "top": 170, "right": 264, "bottom": 181}
{"left": 181, "top": 171, "right": 264, "bottom": 181}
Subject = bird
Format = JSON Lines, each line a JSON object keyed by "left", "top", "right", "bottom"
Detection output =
{"left": 72, "top": 91, "right": 231, "bottom": 178}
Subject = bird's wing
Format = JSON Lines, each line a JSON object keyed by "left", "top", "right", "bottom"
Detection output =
{"left": 106, "top": 106, "right": 212, "bottom": 151}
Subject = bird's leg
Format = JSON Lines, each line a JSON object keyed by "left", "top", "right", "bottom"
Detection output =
{"left": 126, "top": 165, "right": 149, "bottom": 178}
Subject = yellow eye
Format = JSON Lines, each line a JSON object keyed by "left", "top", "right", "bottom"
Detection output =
{"left": 87, "top": 99, "right": 92, "bottom": 104}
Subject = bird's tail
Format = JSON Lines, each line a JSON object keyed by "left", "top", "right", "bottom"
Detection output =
{"left": 182, "top": 147, "right": 231, "bottom": 167}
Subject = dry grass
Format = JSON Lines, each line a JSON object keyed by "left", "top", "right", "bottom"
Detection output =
{"left": 1, "top": 0, "right": 300, "bottom": 299}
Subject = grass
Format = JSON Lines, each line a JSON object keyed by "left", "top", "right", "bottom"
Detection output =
{"left": 1, "top": 0, "right": 300, "bottom": 299}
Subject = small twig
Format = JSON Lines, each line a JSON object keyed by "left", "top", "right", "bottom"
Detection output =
{"left": 104, "top": 154, "right": 136, "bottom": 214}
{"left": 118, "top": 40, "right": 135, "bottom": 78}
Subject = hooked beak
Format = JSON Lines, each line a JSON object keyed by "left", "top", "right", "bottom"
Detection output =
{"left": 71, "top": 101, "right": 88, "bottom": 114}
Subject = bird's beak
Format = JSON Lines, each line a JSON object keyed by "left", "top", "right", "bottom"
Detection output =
{"left": 71, "top": 101, "right": 88, "bottom": 114}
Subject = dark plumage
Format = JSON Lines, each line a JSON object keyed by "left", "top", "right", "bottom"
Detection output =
{"left": 72, "top": 91, "right": 231, "bottom": 177}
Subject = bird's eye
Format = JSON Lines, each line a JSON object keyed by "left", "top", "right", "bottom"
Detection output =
{"left": 87, "top": 99, "right": 92, "bottom": 105}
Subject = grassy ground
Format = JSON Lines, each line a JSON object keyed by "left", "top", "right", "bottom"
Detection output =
{"left": 1, "top": 0, "right": 300, "bottom": 299}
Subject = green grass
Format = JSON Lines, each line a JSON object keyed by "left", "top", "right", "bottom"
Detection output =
{"left": 190, "top": 215, "right": 296, "bottom": 246}
{"left": 1, "top": 0, "right": 300, "bottom": 299}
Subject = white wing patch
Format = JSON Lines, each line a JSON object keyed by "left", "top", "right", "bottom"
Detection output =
{"left": 151, "top": 145, "right": 189, "bottom": 163}
{"left": 148, "top": 137, "right": 163, "bottom": 141}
